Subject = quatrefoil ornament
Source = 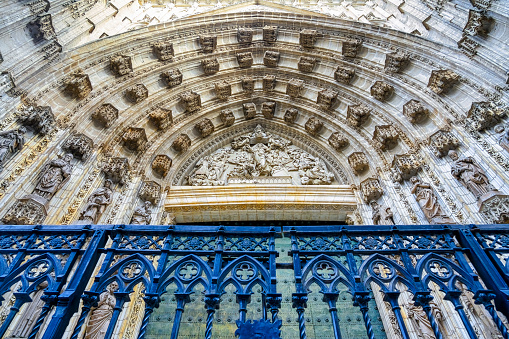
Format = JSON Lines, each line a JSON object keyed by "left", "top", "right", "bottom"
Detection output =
{"left": 26, "top": 259, "right": 51, "bottom": 280}
{"left": 177, "top": 261, "right": 201, "bottom": 281}
{"left": 120, "top": 260, "right": 144, "bottom": 280}
{"left": 313, "top": 261, "right": 338, "bottom": 282}
{"left": 234, "top": 262, "right": 257, "bottom": 282}
{"left": 370, "top": 260, "right": 395, "bottom": 280}
{"left": 426, "top": 260, "right": 453, "bottom": 280}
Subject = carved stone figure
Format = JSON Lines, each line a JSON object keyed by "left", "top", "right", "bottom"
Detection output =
{"left": 195, "top": 118, "right": 215, "bottom": 138}
{"left": 237, "top": 52, "right": 253, "bottom": 68}
{"left": 407, "top": 301, "right": 434, "bottom": 339}
{"left": 27, "top": 14, "right": 55, "bottom": 41}
{"left": 328, "top": 132, "right": 349, "bottom": 151}
{"left": 12, "top": 281, "right": 48, "bottom": 337}
{"left": 77, "top": 180, "right": 113, "bottom": 224}
{"left": 215, "top": 80, "right": 231, "bottom": 101}
{"left": 428, "top": 69, "right": 459, "bottom": 94}
{"left": 148, "top": 108, "right": 172, "bottom": 130}
{"left": 152, "top": 155, "right": 172, "bottom": 178}
{"left": 317, "top": 88, "right": 338, "bottom": 110}
{"left": 361, "top": 178, "right": 383, "bottom": 202}
{"left": 410, "top": 176, "right": 455, "bottom": 224}
{"left": 403, "top": 100, "right": 429, "bottom": 124}
{"left": 334, "top": 66, "right": 355, "bottom": 84}
{"left": 371, "top": 201, "right": 394, "bottom": 225}
{"left": 298, "top": 56, "right": 316, "bottom": 73}
{"left": 347, "top": 104, "right": 370, "bottom": 127}
{"left": 161, "top": 69, "right": 183, "bottom": 88}
{"left": 110, "top": 55, "right": 132, "bottom": 76}
{"left": 428, "top": 130, "right": 459, "bottom": 157}
{"left": 201, "top": 58, "right": 219, "bottom": 75}
{"left": 263, "top": 51, "right": 280, "bottom": 67}
{"left": 467, "top": 101, "right": 506, "bottom": 131}
{"left": 33, "top": 153, "right": 73, "bottom": 201}
{"left": 373, "top": 125, "right": 399, "bottom": 151}
{"left": 125, "top": 84, "right": 148, "bottom": 103}
{"left": 62, "top": 133, "right": 93, "bottom": 161}
{"left": 370, "top": 81, "right": 394, "bottom": 101}
{"left": 152, "top": 41, "right": 174, "bottom": 61}
{"left": 237, "top": 28, "right": 253, "bottom": 44}
{"left": 348, "top": 152, "right": 369, "bottom": 175}
{"left": 464, "top": 10, "right": 492, "bottom": 36}
{"left": 286, "top": 78, "right": 304, "bottom": 98}
{"left": 92, "top": 104, "right": 118, "bottom": 128}
{"left": 19, "top": 105, "right": 54, "bottom": 135}
{"left": 300, "top": 29, "right": 318, "bottom": 48}
{"left": 199, "top": 35, "right": 217, "bottom": 53}
{"left": 499, "top": 126, "right": 509, "bottom": 153}
{"left": 172, "top": 134, "right": 191, "bottom": 153}
{"left": 138, "top": 181, "right": 161, "bottom": 204}
{"left": 0, "top": 127, "right": 26, "bottom": 171}
{"left": 179, "top": 91, "right": 201, "bottom": 113}
{"left": 263, "top": 75, "right": 276, "bottom": 91}
{"left": 219, "top": 109, "right": 235, "bottom": 127}
{"left": 243, "top": 103, "right": 257, "bottom": 120}
{"left": 242, "top": 76, "right": 254, "bottom": 93}
{"left": 262, "top": 102, "right": 276, "bottom": 119}
{"left": 101, "top": 157, "right": 129, "bottom": 184}
{"left": 263, "top": 25, "right": 278, "bottom": 43}
{"left": 284, "top": 108, "right": 298, "bottom": 124}
{"left": 63, "top": 69, "right": 92, "bottom": 99}
{"left": 384, "top": 51, "right": 410, "bottom": 73}
{"left": 85, "top": 282, "right": 118, "bottom": 339}
{"left": 449, "top": 150, "right": 496, "bottom": 200}
{"left": 305, "top": 117, "right": 323, "bottom": 136}
{"left": 122, "top": 127, "right": 147, "bottom": 152}
{"left": 130, "top": 201, "right": 152, "bottom": 225}
{"left": 342, "top": 38, "right": 362, "bottom": 58}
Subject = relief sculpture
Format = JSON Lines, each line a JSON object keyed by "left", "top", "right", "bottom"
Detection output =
{"left": 76, "top": 180, "right": 113, "bottom": 224}
{"left": 85, "top": 282, "right": 118, "bottom": 339}
{"left": 0, "top": 127, "right": 26, "bottom": 171}
{"left": 410, "top": 176, "right": 455, "bottom": 224}
{"left": 33, "top": 153, "right": 73, "bottom": 201}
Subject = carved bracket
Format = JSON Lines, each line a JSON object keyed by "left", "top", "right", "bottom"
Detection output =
{"left": 152, "top": 155, "right": 172, "bottom": 178}
{"left": 92, "top": 103, "right": 118, "bottom": 128}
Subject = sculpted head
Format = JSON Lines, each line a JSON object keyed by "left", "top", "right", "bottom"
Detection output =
{"left": 17, "top": 126, "right": 27, "bottom": 135}
{"left": 410, "top": 176, "right": 419, "bottom": 184}
{"left": 64, "top": 153, "right": 74, "bottom": 162}
{"left": 144, "top": 201, "right": 152, "bottom": 209}
{"left": 448, "top": 150, "right": 458, "bottom": 160}
{"left": 104, "top": 179, "right": 113, "bottom": 188}
{"left": 107, "top": 281, "right": 119, "bottom": 293}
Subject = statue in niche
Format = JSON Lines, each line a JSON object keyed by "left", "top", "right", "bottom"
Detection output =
{"left": 0, "top": 127, "right": 26, "bottom": 171}
{"left": 85, "top": 282, "right": 118, "bottom": 339}
{"left": 410, "top": 176, "right": 455, "bottom": 224}
{"left": 76, "top": 180, "right": 113, "bottom": 224}
{"left": 33, "top": 153, "right": 73, "bottom": 200}
{"left": 407, "top": 301, "right": 434, "bottom": 339}
{"left": 11, "top": 281, "right": 48, "bottom": 338}
{"left": 449, "top": 150, "right": 497, "bottom": 200}
{"left": 498, "top": 126, "right": 509, "bottom": 153}
{"left": 370, "top": 201, "right": 394, "bottom": 225}
{"left": 130, "top": 201, "right": 152, "bottom": 225}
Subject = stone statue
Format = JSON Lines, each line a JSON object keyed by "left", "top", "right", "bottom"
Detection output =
{"left": 407, "top": 301, "right": 434, "bottom": 339}
{"left": 33, "top": 153, "right": 73, "bottom": 200}
{"left": 11, "top": 281, "right": 48, "bottom": 338}
{"left": 85, "top": 282, "right": 118, "bottom": 339}
{"left": 449, "top": 150, "right": 496, "bottom": 200}
{"left": 0, "top": 127, "right": 26, "bottom": 171}
{"left": 76, "top": 180, "right": 113, "bottom": 224}
{"left": 499, "top": 127, "right": 509, "bottom": 153}
{"left": 410, "top": 176, "right": 455, "bottom": 224}
{"left": 130, "top": 201, "right": 152, "bottom": 225}
{"left": 370, "top": 201, "right": 394, "bottom": 225}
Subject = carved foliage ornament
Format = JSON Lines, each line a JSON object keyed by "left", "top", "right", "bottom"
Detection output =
{"left": 243, "top": 103, "right": 256, "bottom": 120}
{"left": 2, "top": 197, "right": 47, "bottom": 225}
{"left": 305, "top": 117, "right": 323, "bottom": 136}
{"left": 467, "top": 101, "right": 506, "bottom": 131}
{"left": 242, "top": 76, "right": 254, "bottom": 93}
{"left": 347, "top": 104, "right": 371, "bottom": 128}
{"left": 361, "top": 177, "right": 383, "bottom": 202}
{"left": 385, "top": 51, "right": 410, "bottom": 73}
{"left": 27, "top": 14, "right": 56, "bottom": 41}
{"left": 403, "top": 100, "right": 429, "bottom": 124}
{"left": 428, "top": 70, "right": 459, "bottom": 95}
{"left": 152, "top": 155, "right": 172, "bottom": 178}
{"left": 428, "top": 130, "right": 459, "bottom": 157}
{"left": 102, "top": 157, "right": 129, "bottom": 184}
{"left": 195, "top": 118, "right": 215, "bottom": 138}
{"left": 19, "top": 105, "right": 55, "bottom": 135}
{"left": 334, "top": 66, "right": 355, "bottom": 84}
{"left": 370, "top": 81, "right": 394, "bottom": 102}
{"left": 220, "top": 109, "right": 235, "bottom": 127}
{"left": 148, "top": 108, "right": 172, "bottom": 130}
{"left": 62, "top": 133, "right": 93, "bottom": 161}
{"left": 262, "top": 102, "right": 276, "bottom": 120}
{"left": 110, "top": 55, "right": 133, "bottom": 76}
{"left": 464, "top": 10, "right": 492, "bottom": 36}
{"left": 199, "top": 35, "right": 217, "bottom": 53}
{"left": 92, "top": 103, "right": 118, "bottom": 128}
{"left": 122, "top": 127, "right": 147, "bottom": 152}
{"left": 480, "top": 195, "right": 509, "bottom": 224}
{"left": 300, "top": 29, "right": 318, "bottom": 48}
{"left": 125, "top": 84, "right": 148, "bottom": 103}
{"left": 237, "top": 28, "right": 253, "bottom": 44}
{"left": 201, "top": 58, "right": 219, "bottom": 75}
{"left": 264, "top": 51, "right": 280, "bottom": 68}
{"left": 373, "top": 125, "right": 399, "bottom": 151}
{"left": 286, "top": 78, "right": 304, "bottom": 98}
{"left": 152, "top": 41, "right": 174, "bottom": 61}
{"left": 63, "top": 69, "right": 92, "bottom": 99}
{"left": 284, "top": 108, "right": 298, "bottom": 124}
{"left": 348, "top": 152, "right": 369, "bottom": 175}
{"left": 161, "top": 69, "right": 183, "bottom": 88}
{"left": 263, "top": 26, "right": 278, "bottom": 43}
{"left": 392, "top": 154, "right": 421, "bottom": 182}
{"left": 328, "top": 132, "right": 349, "bottom": 151}
{"left": 139, "top": 181, "right": 161, "bottom": 204}
{"left": 0, "top": 127, "right": 26, "bottom": 170}
{"left": 179, "top": 91, "right": 201, "bottom": 113}
{"left": 317, "top": 88, "right": 338, "bottom": 110}
{"left": 263, "top": 75, "right": 276, "bottom": 92}
{"left": 215, "top": 80, "right": 231, "bottom": 101}
{"left": 342, "top": 38, "right": 362, "bottom": 58}
{"left": 237, "top": 52, "right": 253, "bottom": 68}
{"left": 172, "top": 134, "right": 191, "bottom": 153}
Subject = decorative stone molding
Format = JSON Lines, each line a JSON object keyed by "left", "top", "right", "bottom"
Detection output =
{"left": 152, "top": 41, "right": 174, "bottom": 61}
{"left": 385, "top": 51, "right": 410, "bottom": 73}
{"left": 328, "top": 132, "right": 349, "bottom": 151}
{"left": 63, "top": 69, "right": 92, "bottom": 99}
{"left": 317, "top": 88, "right": 338, "bottom": 110}
{"left": 286, "top": 78, "right": 304, "bottom": 98}
{"left": 263, "top": 75, "right": 276, "bottom": 91}
{"left": 152, "top": 154, "right": 172, "bottom": 178}
{"left": 62, "top": 133, "right": 93, "bottom": 161}
{"left": 464, "top": 10, "right": 492, "bottom": 36}
{"left": 201, "top": 58, "right": 219, "bottom": 75}
{"left": 373, "top": 125, "right": 399, "bottom": 151}
{"left": 101, "top": 157, "right": 129, "bottom": 184}
{"left": 458, "top": 36, "right": 480, "bottom": 57}
{"left": 480, "top": 195, "right": 509, "bottom": 224}
{"left": 428, "top": 130, "right": 459, "bottom": 157}
{"left": 348, "top": 152, "right": 369, "bottom": 174}
{"left": 148, "top": 108, "right": 172, "bottom": 130}
{"left": 92, "top": 103, "right": 118, "bottom": 128}
{"left": 334, "top": 66, "right": 355, "bottom": 84}
{"left": 263, "top": 51, "right": 280, "bottom": 67}
{"left": 215, "top": 80, "right": 231, "bottom": 101}
{"left": 220, "top": 109, "right": 235, "bottom": 126}
{"left": 161, "top": 69, "right": 183, "bottom": 88}
{"left": 243, "top": 103, "right": 257, "bottom": 120}
{"left": 179, "top": 91, "right": 201, "bottom": 113}
{"left": 392, "top": 154, "right": 421, "bottom": 182}
{"left": 305, "top": 117, "right": 323, "bottom": 136}
{"left": 19, "top": 105, "right": 55, "bottom": 135}
{"left": 370, "top": 81, "right": 394, "bottom": 102}
{"left": 110, "top": 55, "right": 132, "bottom": 76}
{"left": 125, "top": 84, "right": 148, "bottom": 103}
{"left": 300, "top": 29, "right": 318, "bottom": 48}
{"left": 469, "top": 0, "right": 491, "bottom": 10}
{"left": 237, "top": 27, "right": 253, "bottom": 44}
{"left": 2, "top": 196, "right": 47, "bottom": 225}
{"left": 195, "top": 118, "right": 215, "bottom": 137}
{"left": 403, "top": 100, "right": 429, "bottom": 124}
{"left": 298, "top": 56, "right": 317, "bottom": 73}
{"left": 237, "top": 52, "right": 253, "bottom": 68}
{"left": 242, "top": 76, "right": 254, "bottom": 93}
{"left": 467, "top": 101, "right": 506, "bottom": 131}
{"left": 139, "top": 181, "right": 161, "bottom": 204}
{"left": 27, "top": 14, "right": 55, "bottom": 41}
{"left": 263, "top": 25, "right": 278, "bottom": 43}
{"left": 347, "top": 104, "right": 371, "bottom": 127}
{"left": 172, "top": 134, "right": 191, "bottom": 153}
{"left": 284, "top": 108, "right": 298, "bottom": 124}
{"left": 342, "top": 38, "right": 362, "bottom": 58}
{"left": 199, "top": 35, "right": 217, "bottom": 53}
{"left": 428, "top": 70, "right": 459, "bottom": 95}
{"left": 122, "top": 127, "right": 147, "bottom": 152}
{"left": 262, "top": 102, "right": 276, "bottom": 119}
{"left": 360, "top": 177, "right": 383, "bottom": 202}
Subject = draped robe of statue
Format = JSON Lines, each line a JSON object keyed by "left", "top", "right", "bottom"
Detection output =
{"left": 85, "top": 282, "right": 118, "bottom": 339}
{"left": 11, "top": 281, "right": 48, "bottom": 338}
{"left": 449, "top": 150, "right": 496, "bottom": 200}
{"left": 410, "top": 177, "right": 454, "bottom": 224}
{"left": 0, "top": 127, "right": 26, "bottom": 170}
{"left": 77, "top": 180, "right": 113, "bottom": 224}
{"left": 371, "top": 201, "right": 395, "bottom": 225}
{"left": 407, "top": 301, "right": 434, "bottom": 339}
{"left": 33, "top": 153, "right": 73, "bottom": 200}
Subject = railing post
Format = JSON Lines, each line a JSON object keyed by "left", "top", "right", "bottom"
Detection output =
{"left": 413, "top": 292, "right": 443, "bottom": 339}
{"left": 137, "top": 294, "right": 161, "bottom": 339}
{"left": 353, "top": 292, "right": 375, "bottom": 339}
{"left": 170, "top": 293, "right": 190, "bottom": 339}
{"left": 0, "top": 294, "right": 31, "bottom": 338}
{"left": 474, "top": 290, "right": 509, "bottom": 339}
{"left": 69, "top": 292, "right": 99, "bottom": 339}
{"left": 444, "top": 291, "right": 478, "bottom": 339}
{"left": 104, "top": 292, "right": 130, "bottom": 339}
{"left": 322, "top": 292, "right": 342, "bottom": 339}
{"left": 27, "top": 294, "right": 58, "bottom": 339}
{"left": 292, "top": 292, "right": 308, "bottom": 339}
{"left": 204, "top": 294, "right": 220, "bottom": 339}
{"left": 383, "top": 291, "right": 410, "bottom": 339}
{"left": 266, "top": 293, "right": 282, "bottom": 323}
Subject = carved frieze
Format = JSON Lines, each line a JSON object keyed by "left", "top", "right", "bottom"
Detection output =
{"left": 139, "top": 181, "right": 161, "bottom": 204}
{"left": 92, "top": 103, "right": 118, "bottom": 128}
{"left": 220, "top": 109, "right": 235, "bottom": 126}
{"left": 27, "top": 14, "right": 55, "bottom": 41}
{"left": 19, "top": 105, "right": 54, "bottom": 135}
{"left": 199, "top": 35, "right": 217, "bottom": 53}
{"left": 172, "top": 134, "right": 191, "bottom": 153}
{"left": 264, "top": 51, "right": 280, "bottom": 68}
{"left": 392, "top": 154, "right": 421, "bottom": 182}
{"left": 101, "top": 157, "right": 129, "bottom": 184}
{"left": 305, "top": 117, "right": 323, "bottom": 136}
{"left": 347, "top": 104, "right": 371, "bottom": 127}
{"left": 125, "top": 84, "right": 148, "bottom": 103}
{"left": 373, "top": 125, "right": 399, "bottom": 151}
{"left": 161, "top": 69, "right": 183, "bottom": 88}
{"left": 334, "top": 66, "right": 355, "bottom": 84}
{"left": 464, "top": 10, "right": 492, "bottom": 36}
{"left": 122, "top": 127, "right": 147, "bottom": 152}
{"left": 284, "top": 108, "right": 298, "bottom": 124}
{"left": 360, "top": 177, "right": 383, "bottom": 202}
{"left": 348, "top": 152, "right": 369, "bottom": 175}
{"left": 195, "top": 118, "right": 215, "bottom": 137}
{"left": 467, "top": 101, "right": 506, "bottom": 131}
{"left": 403, "top": 100, "right": 429, "bottom": 124}
{"left": 370, "top": 81, "right": 394, "bottom": 102}
{"left": 152, "top": 155, "right": 172, "bottom": 178}
{"left": 148, "top": 108, "right": 172, "bottom": 130}
{"left": 62, "top": 133, "right": 93, "bottom": 161}
{"left": 385, "top": 51, "right": 410, "bottom": 73}
{"left": 243, "top": 103, "right": 257, "bottom": 120}
{"left": 300, "top": 29, "right": 318, "bottom": 48}
{"left": 328, "top": 132, "right": 349, "bottom": 151}
{"left": 201, "top": 58, "right": 219, "bottom": 75}
{"left": 428, "top": 130, "right": 459, "bottom": 157}
{"left": 263, "top": 75, "right": 276, "bottom": 91}
{"left": 428, "top": 70, "right": 459, "bottom": 95}
{"left": 342, "top": 38, "right": 362, "bottom": 58}
{"left": 2, "top": 197, "right": 47, "bottom": 225}
{"left": 110, "top": 55, "right": 132, "bottom": 76}
{"left": 262, "top": 102, "right": 276, "bottom": 119}
{"left": 179, "top": 91, "right": 201, "bottom": 113}
{"left": 63, "top": 69, "right": 92, "bottom": 99}
{"left": 237, "top": 28, "right": 253, "bottom": 44}
{"left": 286, "top": 78, "right": 304, "bottom": 98}
{"left": 263, "top": 25, "right": 278, "bottom": 43}
{"left": 242, "top": 76, "right": 254, "bottom": 93}
{"left": 215, "top": 80, "right": 231, "bottom": 101}
{"left": 298, "top": 56, "right": 317, "bottom": 73}
{"left": 317, "top": 88, "right": 339, "bottom": 110}
{"left": 237, "top": 52, "right": 253, "bottom": 68}
{"left": 152, "top": 41, "right": 174, "bottom": 61}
